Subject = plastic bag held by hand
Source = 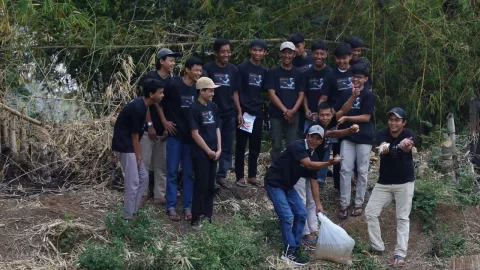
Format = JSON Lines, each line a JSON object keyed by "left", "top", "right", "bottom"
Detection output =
{"left": 315, "top": 213, "right": 355, "bottom": 265}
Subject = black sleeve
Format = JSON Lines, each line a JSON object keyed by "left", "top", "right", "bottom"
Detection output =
{"left": 376, "top": 129, "right": 387, "bottom": 145}
{"left": 264, "top": 69, "right": 275, "bottom": 91}
{"left": 360, "top": 92, "right": 375, "bottom": 115}
{"left": 307, "top": 152, "right": 320, "bottom": 178}
{"left": 291, "top": 142, "right": 310, "bottom": 162}
{"left": 189, "top": 106, "right": 200, "bottom": 130}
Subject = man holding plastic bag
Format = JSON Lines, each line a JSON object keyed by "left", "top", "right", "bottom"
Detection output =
{"left": 264, "top": 125, "right": 341, "bottom": 266}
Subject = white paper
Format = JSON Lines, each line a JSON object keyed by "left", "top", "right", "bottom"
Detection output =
{"left": 240, "top": 112, "right": 256, "bottom": 133}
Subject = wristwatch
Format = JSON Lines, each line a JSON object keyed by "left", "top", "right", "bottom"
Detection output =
{"left": 147, "top": 121, "right": 153, "bottom": 127}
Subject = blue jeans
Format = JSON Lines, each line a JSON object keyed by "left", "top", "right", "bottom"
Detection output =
{"left": 265, "top": 184, "right": 307, "bottom": 254}
{"left": 165, "top": 137, "right": 194, "bottom": 211}
{"left": 217, "top": 114, "right": 235, "bottom": 180}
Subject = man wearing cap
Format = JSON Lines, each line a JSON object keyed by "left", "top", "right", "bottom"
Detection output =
{"left": 233, "top": 39, "right": 268, "bottom": 188}
{"left": 189, "top": 77, "right": 221, "bottom": 229}
{"left": 266, "top": 41, "right": 304, "bottom": 164}
{"left": 365, "top": 107, "right": 415, "bottom": 266}
{"left": 264, "top": 125, "right": 341, "bottom": 266}
{"left": 140, "top": 48, "right": 181, "bottom": 204}
{"left": 203, "top": 38, "right": 238, "bottom": 188}
{"left": 158, "top": 57, "right": 203, "bottom": 222}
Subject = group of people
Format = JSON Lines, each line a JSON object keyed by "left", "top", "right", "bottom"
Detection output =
{"left": 111, "top": 34, "right": 416, "bottom": 267}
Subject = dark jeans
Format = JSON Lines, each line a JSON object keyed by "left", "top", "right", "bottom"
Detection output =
{"left": 265, "top": 184, "right": 307, "bottom": 254}
{"left": 191, "top": 150, "right": 217, "bottom": 224}
{"left": 217, "top": 114, "right": 236, "bottom": 180}
{"left": 270, "top": 114, "right": 299, "bottom": 164}
{"left": 332, "top": 141, "right": 341, "bottom": 190}
{"left": 235, "top": 116, "right": 263, "bottom": 180}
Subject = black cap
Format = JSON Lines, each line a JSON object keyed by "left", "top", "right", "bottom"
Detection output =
{"left": 345, "top": 37, "right": 364, "bottom": 49}
{"left": 249, "top": 39, "right": 268, "bottom": 50}
{"left": 288, "top": 33, "right": 305, "bottom": 45}
{"left": 387, "top": 107, "right": 407, "bottom": 119}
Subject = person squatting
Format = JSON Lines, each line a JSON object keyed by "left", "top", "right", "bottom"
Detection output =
{"left": 112, "top": 35, "right": 416, "bottom": 266}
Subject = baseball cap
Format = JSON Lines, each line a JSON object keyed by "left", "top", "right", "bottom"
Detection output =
{"left": 288, "top": 33, "right": 305, "bottom": 45}
{"left": 280, "top": 41, "right": 296, "bottom": 51}
{"left": 249, "top": 39, "right": 268, "bottom": 50}
{"left": 387, "top": 107, "right": 407, "bottom": 119}
{"left": 307, "top": 125, "right": 324, "bottom": 138}
{"left": 156, "top": 48, "right": 181, "bottom": 59}
{"left": 196, "top": 77, "right": 220, "bottom": 90}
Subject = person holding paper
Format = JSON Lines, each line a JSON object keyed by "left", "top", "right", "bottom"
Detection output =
{"left": 233, "top": 39, "right": 268, "bottom": 187}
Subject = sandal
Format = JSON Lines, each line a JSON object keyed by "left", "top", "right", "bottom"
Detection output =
{"left": 184, "top": 209, "right": 192, "bottom": 221}
{"left": 338, "top": 208, "right": 348, "bottom": 220}
{"left": 166, "top": 210, "right": 181, "bottom": 222}
{"left": 236, "top": 178, "right": 247, "bottom": 187}
{"left": 392, "top": 255, "right": 405, "bottom": 265}
{"left": 217, "top": 178, "right": 231, "bottom": 188}
{"left": 351, "top": 206, "right": 363, "bottom": 217}
{"left": 247, "top": 178, "right": 263, "bottom": 188}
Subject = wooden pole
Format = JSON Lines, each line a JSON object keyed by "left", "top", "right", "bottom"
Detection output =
{"left": 0, "top": 102, "right": 43, "bottom": 126}
{"left": 9, "top": 116, "right": 16, "bottom": 153}
{"left": 469, "top": 98, "right": 480, "bottom": 182}
{"left": 19, "top": 123, "right": 27, "bottom": 156}
{"left": 51, "top": 123, "right": 58, "bottom": 171}
{"left": 1, "top": 116, "right": 7, "bottom": 147}
{"left": 446, "top": 113, "right": 456, "bottom": 153}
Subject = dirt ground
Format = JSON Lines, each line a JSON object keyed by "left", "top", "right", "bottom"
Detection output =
{"left": 0, "top": 153, "right": 479, "bottom": 269}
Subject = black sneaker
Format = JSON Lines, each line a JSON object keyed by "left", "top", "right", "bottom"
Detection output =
{"left": 280, "top": 252, "right": 307, "bottom": 266}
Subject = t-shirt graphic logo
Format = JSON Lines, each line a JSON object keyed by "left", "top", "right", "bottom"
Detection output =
{"left": 201, "top": 111, "right": 215, "bottom": 124}
{"left": 352, "top": 97, "right": 361, "bottom": 109}
{"left": 213, "top": 73, "right": 230, "bottom": 86}
{"left": 248, "top": 73, "right": 262, "bottom": 86}
{"left": 181, "top": 95, "right": 195, "bottom": 108}
{"left": 337, "top": 77, "right": 353, "bottom": 91}
{"left": 299, "top": 64, "right": 312, "bottom": 73}
{"left": 280, "top": 77, "right": 295, "bottom": 90}
{"left": 309, "top": 78, "right": 323, "bottom": 91}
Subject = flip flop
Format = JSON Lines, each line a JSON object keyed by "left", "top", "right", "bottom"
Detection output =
{"left": 166, "top": 210, "right": 181, "bottom": 222}
{"left": 392, "top": 255, "right": 406, "bottom": 266}
{"left": 351, "top": 206, "right": 363, "bottom": 217}
{"left": 217, "top": 178, "right": 231, "bottom": 188}
{"left": 184, "top": 210, "right": 192, "bottom": 221}
{"left": 236, "top": 178, "right": 247, "bottom": 187}
{"left": 338, "top": 208, "right": 348, "bottom": 220}
{"left": 247, "top": 179, "right": 263, "bottom": 188}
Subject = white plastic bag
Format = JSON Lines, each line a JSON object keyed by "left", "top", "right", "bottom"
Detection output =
{"left": 315, "top": 213, "right": 355, "bottom": 265}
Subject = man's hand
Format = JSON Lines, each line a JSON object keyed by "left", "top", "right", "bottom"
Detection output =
{"left": 147, "top": 126, "right": 157, "bottom": 140}
{"left": 305, "top": 109, "right": 312, "bottom": 120}
{"left": 285, "top": 109, "right": 295, "bottom": 119}
{"left": 376, "top": 142, "right": 390, "bottom": 155}
{"left": 352, "top": 87, "right": 361, "bottom": 97}
{"left": 399, "top": 137, "right": 414, "bottom": 151}
{"left": 316, "top": 202, "right": 324, "bottom": 213}
{"left": 135, "top": 155, "right": 142, "bottom": 167}
{"left": 207, "top": 150, "right": 216, "bottom": 160}
{"left": 349, "top": 124, "right": 360, "bottom": 133}
{"left": 163, "top": 121, "right": 177, "bottom": 135}
{"left": 337, "top": 116, "right": 349, "bottom": 126}
{"left": 237, "top": 113, "right": 244, "bottom": 128}
{"left": 328, "top": 158, "right": 342, "bottom": 165}
{"left": 215, "top": 150, "right": 222, "bottom": 160}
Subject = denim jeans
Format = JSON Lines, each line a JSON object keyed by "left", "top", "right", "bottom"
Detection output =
{"left": 217, "top": 114, "right": 236, "bottom": 180}
{"left": 165, "top": 137, "right": 194, "bottom": 211}
{"left": 265, "top": 184, "right": 307, "bottom": 254}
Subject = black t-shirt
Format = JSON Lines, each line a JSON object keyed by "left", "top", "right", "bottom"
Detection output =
{"left": 112, "top": 97, "right": 147, "bottom": 153}
{"left": 161, "top": 78, "right": 197, "bottom": 143}
{"left": 142, "top": 71, "right": 172, "bottom": 135}
{"left": 189, "top": 100, "right": 219, "bottom": 153}
{"left": 320, "top": 68, "right": 353, "bottom": 107}
{"left": 334, "top": 88, "right": 375, "bottom": 145}
{"left": 301, "top": 66, "right": 332, "bottom": 112}
{"left": 305, "top": 115, "right": 338, "bottom": 161}
{"left": 293, "top": 52, "right": 314, "bottom": 73}
{"left": 203, "top": 62, "right": 238, "bottom": 116}
{"left": 265, "top": 66, "right": 303, "bottom": 119}
{"left": 235, "top": 60, "right": 267, "bottom": 117}
{"left": 376, "top": 128, "right": 416, "bottom": 185}
{"left": 265, "top": 140, "right": 319, "bottom": 190}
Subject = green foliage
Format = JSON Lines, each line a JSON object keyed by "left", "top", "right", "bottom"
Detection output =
{"left": 455, "top": 167, "right": 480, "bottom": 207}
{"left": 430, "top": 225, "right": 466, "bottom": 258}
{"left": 78, "top": 237, "right": 125, "bottom": 270}
{"left": 412, "top": 179, "right": 441, "bottom": 232}
{"left": 350, "top": 236, "right": 382, "bottom": 270}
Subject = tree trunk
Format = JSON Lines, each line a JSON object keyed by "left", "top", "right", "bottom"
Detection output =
{"left": 9, "top": 116, "right": 16, "bottom": 153}
{"left": 469, "top": 98, "right": 480, "bottom": 181}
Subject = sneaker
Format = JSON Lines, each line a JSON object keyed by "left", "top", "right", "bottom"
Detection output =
{"left": 281, "top": 252, "right": 308, "bottom": 266}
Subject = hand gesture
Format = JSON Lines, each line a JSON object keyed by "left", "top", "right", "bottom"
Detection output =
{"left": 352, "top": 87, "right": 361, "bottom": 97}
{"left": 337, "top": 116, "right": 349, "bottom": 126}
{"left": 285, "top": 109, "right": 295, "bottom": 119}
{"left": 237, "top": 114, "right": 244, "bottom": 128}
{"left": 316, "top": 203, "right": 324, "bottom": 213}
{"left": 164, "top": 121, "right": 177, "bottom": 135}
{"left": 136, "top": 155, "right": 142, "bottom": 167}
{"left": 207, "top": 150, "right": 216, "bottom": 160}
{"left": 376, "top": 143, "right": 390, "bottom": 155}
{"left": 328, "top": 158, "right": 342, "bottom": 165}
{"left": 215, "top": 150, "right": 222, "bottom": 160}
{"left": 349, "top": 124, "right": 360, "bottom": 133}
{"left": 147, "top": 126, "right": 157, "bottom": 140}
{"left": 305, "top": 109, "right": 312, "bottom": 120}
{"left": 399, "top": 137, "right": 414, "bottom": 150}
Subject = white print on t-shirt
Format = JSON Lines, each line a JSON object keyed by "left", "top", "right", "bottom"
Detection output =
{"left": 248, "top": 74, "right": 262, "bottom": 86}
{"left": 336, "top": 77, "right": 353, "bottom": 91}
{"left": 213, "top": 73, "right": 230, "bottom": 86}
{"left": 299, "top": 64, "right": 312, "bottom": 73}
{"left": 309, "top": 78, "right": 324, "bottom": 90}
{"left": 201, "top": 111, "right": 215, "bottom": 124}
{"left": 352, "top": 97, "right": 361, "bottom": 109}
{"left": 280, "top": 77, "right": 295, "bottom": 90}
{"left": 181, "top": 96, "right": 195, "bottom": 108}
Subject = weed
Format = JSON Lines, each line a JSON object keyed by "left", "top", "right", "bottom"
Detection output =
{"left": 455, "top": 168, "right": 480, "bottom": 207}
{"left": 78, "top": 237, "right": 125, "bottom": 270}
{"left": 430, "top": 225, "right": 466, "bottom": 258}
{"left": 412, "top": 180, "right": 441, "bottom": 232}
{"left": 350, "top": 236, "right": 382, "bottom": 270}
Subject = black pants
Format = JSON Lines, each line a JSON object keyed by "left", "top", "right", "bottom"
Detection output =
{"left": 332, "top": 141, "right": 341, "bottom": 190}
{"left": 191, "top": 151, "right": 217, "bottom": 224}
{"left": 235, "top": 117, "right": 263, "bottom": 181}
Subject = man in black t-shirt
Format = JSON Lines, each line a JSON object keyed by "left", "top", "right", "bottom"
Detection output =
{"left": 335, "top": 63, "right": 375, "bottom": 220}
{"left": 158, "top": 57, "right": 203, "bottom": 222}
{"left": 233, "top": 39, "right": 268, "bottom": 188}
{"left": 266, "top": 41, "right": 304, "bottom": 163}
{"left": 203, "top": 38, "right": 238, "bottom": 188}
{"left": 345, "top": 36, "right": 371, "bottom": 89}
{"left": 112, "top": 79, "right": 164, "bottom": 219}
{"left": 140, "top": 48, "right": 180, "bottom": 204}
{"left": 189, "top": 77, "right": 221, "bottom": 229}
{"left": 264, "top": 125, "right": 341, "bottom": 266}
{"left": 365, "top": 107, "right": 415, "bottom": 266}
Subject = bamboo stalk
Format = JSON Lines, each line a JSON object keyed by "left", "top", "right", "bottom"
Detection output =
{"left": 51, "top": 123, "right": 59, "bottom": 171}
{"left": 1, "top": 116, "right": 7, "bottom": 147}
{"left": 9, "top": 116, "right": 16, "bottom": 153}
{"left": 19, "top": 123, "right": 27, "bottom": 155}
{"left": 0, "top": 103, "right": 43, "bottom": 126}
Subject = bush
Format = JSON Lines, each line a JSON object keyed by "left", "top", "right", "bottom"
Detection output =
{"left": 78, "top": 237, "right": 125, "bottom": 270}
{"left": 455, "top": 168, "right": 480, "bottom": 207}
{"left": 349, "top": 236, "right": 382, "bottom": 270}
{"left": 412, "top": 180, "right": 441, "bottom": 232}
{"left": 431, "top": 225, "right": 466, "bottom": 258}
